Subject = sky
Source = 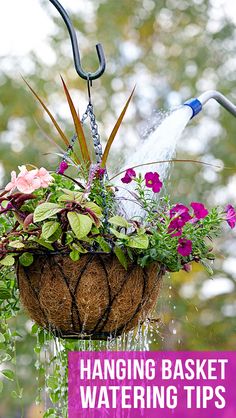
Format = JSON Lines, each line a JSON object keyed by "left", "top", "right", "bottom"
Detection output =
{"left": 0, "top": 0, "right": 235, "bottom": 58}
{"left": 0, "top": 0, "right": 92, "bottom": 58}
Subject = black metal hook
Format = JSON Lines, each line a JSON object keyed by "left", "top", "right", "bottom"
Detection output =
{"left": 48, "top": 0, "right": 106, "bottom": 81}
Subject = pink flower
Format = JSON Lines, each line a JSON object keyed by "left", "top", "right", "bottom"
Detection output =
{"left": 177, "top": 238, "right": 192, "bottom": 257}
{"left": 57, "top": 161, "right": 69, "bottom": 175}
{"left": 225, "top": 204, "right": 236, "bottom": 229}
{"left": 5, "top": 171, "right": 17, "bottom": 193}
{"left": 16, "top": 171, "right": 41, "bottom": 194}
{"left": 121, "top": 168, "right": 136, "bottom": 184}
{"left": 5, "top": 166, "right": 53, "bottom": 195}
{"left": 145, "top": 172, "right": 163, "bottom": 193}
{"left": 37, "top": 167, "right": 54, "bottom": 188}
{"left": 191, "top": 202, "right": 208, "bottom": 219}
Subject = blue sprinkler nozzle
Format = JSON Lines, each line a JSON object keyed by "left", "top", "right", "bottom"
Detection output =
{"left": 184, "top": 98, "right": 202, "bottom": 119}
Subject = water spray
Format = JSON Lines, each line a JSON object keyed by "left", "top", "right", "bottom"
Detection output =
{"left": 184, "top": 90, "right": 236, "bottom": 119}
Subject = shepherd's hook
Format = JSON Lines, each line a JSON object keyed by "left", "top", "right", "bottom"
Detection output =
{"left": 48, "top": 0, "right": 106, "bottom": 81}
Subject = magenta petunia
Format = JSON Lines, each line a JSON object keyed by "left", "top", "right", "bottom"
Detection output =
{"left": 168, "top": 225, "right": 183, "bottom": 237}
{"left": 191, "top": 202, "right": 209, "bottom": 219}
{"left": 225, "top": 204, "right": 236, "bottom": 229}
{"left": 144, "top": 172, "right": 163, "bottom": 193}
{"left": 121, "top": 168, "right": 136, "bottom": 184}
{"left": 177, "top": 238, "right": 192, "bottom": 257}
{"left": 170, "top": 203, "right": 189, "bottom": 218}
{"left": 168, "top": 203, "right": 191, "bottom": 236}
{"left": 57, "top": 161, "right": 69, "bottom": 175}
{"left": 97, "top": 167, "right": 106, "bottom": 177}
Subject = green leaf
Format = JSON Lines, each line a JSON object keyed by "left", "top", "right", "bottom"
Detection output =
{"left": 200, "top": 259, "right": 214, "bottom": 275}
{"left": 35, "top": 238, "right": 54, "bottom": 251}
{"left": 206, "top": 253, "right": 216, "bottom": 261}
{"left": 34, "top": 345, "right": 41, "bottom": 354}
{"left": 108, "top": 215, "right": 130, "bottom": 228}
{"left": 44, "top": 408, "right": 57, "bottom": 418}
{"left": 58, "top": 190, "right": 83, "bottom": 203}
{"left": 71, "top": 243, "right": 88, "bottom": 254}
{"left": 85, "top": 202, "right": 103, "bottom": 218}
{"left": 11, "top": 389, "right": 23, "bottom": 399}
{"left": 127, "top": 234, "right": 149, "bottom": 249}
{"left": 31, "top": 324, "right": 39, "bottom": 334}
{"left": 0, "top": 380, "right": 3, "bottom": 394}
{"left": 114, "top": 246, "right": 128, "bottom": 270}
{"left": 0, "top": 332, "right": 5, "bottom": 343}
{"left": 1, "top": 369, "right": 14, "bottom": 381}
{"left": 0, "top": 353, "right": 12, "bottom": 363}
{"left": 47, "top": 226, "right": 62, "bottom": 243}
{"left": 0, "top": 255, "right": 15, "bottom": 266}
{"left": 65, "top": 232, "right": 73, "bottom": 244}
{"left": 47, "top": 376, "right": 59, "bottom": 390}
{"left": 34, "top": 203, "right": 62, "bottom": 222}
{"left": 95, "top": 237, "right": 111, "bottom": 253}
{"left": 42, "top": 221, "right": 60, "bottom": 240}
{"left": 67, "top": 212, "right": 92, "bottom": 239}
{"left": 19, "top": 252, "right": 34, "bottom": 267}
{"left": 70, "top": 249, "right": 80, "bottom": 262}
{"left": 0, "top": 283, "right": 12, "bottom": 300}
{"left": 110, "top": 228, "right": 128, "bottom": 240}
{"left": 8, "top": 240, "right": 25, "bottom": 249}
{"left": 50, "top": 391, "right": 60, "bottom": 404}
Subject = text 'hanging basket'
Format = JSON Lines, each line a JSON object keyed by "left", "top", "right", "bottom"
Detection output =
{"left": 17, "top": 253, "right": 165, "bottom": 340}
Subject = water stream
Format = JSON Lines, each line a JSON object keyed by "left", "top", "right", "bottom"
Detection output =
{"left": 114, "top": 105, "right": 193, "bottom": 219}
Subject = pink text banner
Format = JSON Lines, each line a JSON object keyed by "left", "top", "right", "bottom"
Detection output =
{"left": 68, "top": 351, "right": 236, "bottom": 418}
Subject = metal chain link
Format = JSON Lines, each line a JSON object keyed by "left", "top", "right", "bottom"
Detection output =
{"left": 80, "top": 103, "right": 103, "bottom": 164}
{"left": 58, "top": 86, "right": 109, "bottom": 226}
{"left": 58, "top": 103, "right": 103, "bottom": 165}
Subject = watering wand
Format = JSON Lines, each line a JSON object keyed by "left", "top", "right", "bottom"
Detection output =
{"left": 184, "top": 90, "right": 236, "bottom": 119}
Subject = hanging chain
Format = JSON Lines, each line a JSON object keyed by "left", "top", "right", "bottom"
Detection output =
{"left": 57, "top": 78, "right": 109, "bottom": 226}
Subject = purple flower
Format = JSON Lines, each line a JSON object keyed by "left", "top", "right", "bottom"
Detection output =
{"left": 57, "top": 161, "right": 69, "bottom": 175}
{"left": 170, "top": 204, "right": 189, "bottom": 219}
{"left": 121, "top": 168, "right": 136, "bottom": 184}
{"left": 168, "top": 224, "right": 183, "bottom": 237}
{"left": 177, "top": 238, "right": 192, "bottom": 257}
{"left": 225, "top": 204, "right": 236, "bottom": 229}
{"left": 191, "top": 202, "right": 208, "bottom": 219}
{"left": 168, "top": 203, "right": 191, "bottom": 236}
{"left": 144, "top": 172, "right": 163, "bottom": 193}
{"left": 97, "top": 167, "right": 106, "bottom": 177}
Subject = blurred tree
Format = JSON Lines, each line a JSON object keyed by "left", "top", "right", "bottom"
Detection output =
{"left": 0, "top": 0, "right": 236, "bottom": 416}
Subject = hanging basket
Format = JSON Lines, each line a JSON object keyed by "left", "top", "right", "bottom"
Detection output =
{"left": 17, "top": 253, "right": 165, "bottom": 340}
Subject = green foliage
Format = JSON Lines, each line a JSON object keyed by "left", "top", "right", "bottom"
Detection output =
{"left": 19, "top": 252, "right": 34, "bottom": 267}
{"left": 67, "top": 212, "right": 93, "bottom": 239}
{"left": 114, "top": 246, "right": 128, "bottom": 269}
{"left": 109, "top": 215, "right": 130, "bottom": 228}
{"left": 34, "top": 203, "right": 63, "bottom": 222}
